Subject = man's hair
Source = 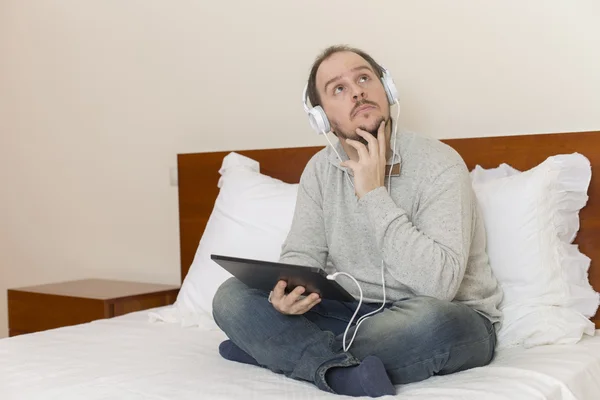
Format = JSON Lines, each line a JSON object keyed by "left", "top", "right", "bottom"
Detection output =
{"left": 306, "top": 45, "right": 385, "bottom": 108}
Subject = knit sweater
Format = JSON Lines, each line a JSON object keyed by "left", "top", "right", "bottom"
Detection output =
{"left": 279, "top": 130, "right": 503, "bottom": 323}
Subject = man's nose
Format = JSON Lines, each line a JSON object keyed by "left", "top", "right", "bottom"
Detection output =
{"left": 351, "top": 85, "right": 365, "bottom": 101}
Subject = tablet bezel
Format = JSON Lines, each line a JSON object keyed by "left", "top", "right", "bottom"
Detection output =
{"left": 210, "top": 254, "right": 355, "bottom": 302}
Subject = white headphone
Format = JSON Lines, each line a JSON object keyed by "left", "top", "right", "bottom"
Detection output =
{"left": 302, "top": 66, "right": 399, "bottom": 135}
{"left": 300, "top": 64, "right": 401, "bottom": 353}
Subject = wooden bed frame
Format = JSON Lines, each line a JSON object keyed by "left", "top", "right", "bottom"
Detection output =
{"left": 177, "top": 130, "right": 600, "bottom": 326}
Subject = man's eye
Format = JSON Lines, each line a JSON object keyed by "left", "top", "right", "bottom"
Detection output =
{"left": 334, "top": 86, "right": 344, "bottom": 94}
{"left": 358, "top": 75, "right": 369, "bottom": 83}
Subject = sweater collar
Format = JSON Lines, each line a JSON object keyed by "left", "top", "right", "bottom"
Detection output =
{"left": 326, "top": 132, "right": 404, "bottom": 174}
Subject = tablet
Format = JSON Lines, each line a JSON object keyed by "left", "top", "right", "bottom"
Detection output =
{"left": 211, "top": 254, "right": 355, "bottom": 302}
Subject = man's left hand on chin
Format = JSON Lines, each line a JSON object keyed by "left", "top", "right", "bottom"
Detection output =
{"left": 340, "top": 120, "right": 387, "bottom": 199}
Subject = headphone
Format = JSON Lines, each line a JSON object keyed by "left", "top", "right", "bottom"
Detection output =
{"left": 302, "top": 66, "right": 399, "bottom": 135}
{"left": 300, "top": 64, "right": 400, "bottom": 353}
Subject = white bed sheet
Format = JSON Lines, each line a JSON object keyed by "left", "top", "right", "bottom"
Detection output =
{"left": 1, "top": 307, "right": 599, "bottom": 400}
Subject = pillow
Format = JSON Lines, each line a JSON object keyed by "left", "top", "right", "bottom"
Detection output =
{"left": 470, "top": 163, "right": 520, "bottom": 184}
{"left": 471, "top": 153, "right": 599, "bottom": 349}
{"left": 173, "top": 152, "right": 298, "bottom": 320}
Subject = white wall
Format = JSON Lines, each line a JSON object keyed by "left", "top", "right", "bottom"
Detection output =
{"left": 1, "top": 0, "right": 599, "bottom": 338}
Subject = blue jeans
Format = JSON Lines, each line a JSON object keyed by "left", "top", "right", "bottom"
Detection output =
{"left": 212, "top": 277, "right": 496, "bottom": 393}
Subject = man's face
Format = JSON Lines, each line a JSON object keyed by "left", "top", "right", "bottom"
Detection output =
{"left": 316, "top": 51, "right": 390, "bottom": 142}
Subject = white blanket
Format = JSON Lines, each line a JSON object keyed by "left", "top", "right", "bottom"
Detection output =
{"left": 1, "top": 307, "right": 599, "bottom": 400}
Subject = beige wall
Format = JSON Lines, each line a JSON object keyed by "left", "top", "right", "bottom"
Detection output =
{"left": 1, "top": 0, "right": 599, "bottom": 338}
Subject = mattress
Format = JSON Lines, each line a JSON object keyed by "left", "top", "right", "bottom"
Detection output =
{"left": 1, "top": 306, "right": 599, "bottom": 400}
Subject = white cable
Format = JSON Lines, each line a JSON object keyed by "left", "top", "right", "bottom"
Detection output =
{"left": 326, "top": 272, "right": 363, "bottom": 352}
{"left": 388, "top": 99, "right": 400, "bottom": 192}
{"left": 322, "top": 99, "right": 400, "bottom": 352}
{"left": 327, "top": 259, "right": 387, "bottom": 352}
{"left": 322, "top": 99, "right": 399, "bottom": 192}
{"left": 353, "top": 260, "right": 387, "bottom": 328}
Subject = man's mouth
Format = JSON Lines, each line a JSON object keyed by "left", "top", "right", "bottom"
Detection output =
{"left": 352, "top": 103, "right": 377, "bottom": 118}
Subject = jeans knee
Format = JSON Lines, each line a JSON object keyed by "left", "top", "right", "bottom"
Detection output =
{"left": 212, "top": 277, "right": 247, "bottom": 329}
{"left": 411, "top": 297, "right": 456, "bottom": 322}
{"left": 403, "top": 296, "right": 491, "bottom": 343}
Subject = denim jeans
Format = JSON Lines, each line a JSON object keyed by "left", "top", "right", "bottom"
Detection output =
{"left": 212, "top": 277, "right": 497, "bottom": 394}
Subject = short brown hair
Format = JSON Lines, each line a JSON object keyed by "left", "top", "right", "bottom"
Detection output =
{"left": 306, "top": 45, "right": 385, "bottom": 107}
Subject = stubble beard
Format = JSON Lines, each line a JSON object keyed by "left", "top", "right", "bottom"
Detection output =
{"left": 332, "top": 116, "right": 388, "bottom": 146}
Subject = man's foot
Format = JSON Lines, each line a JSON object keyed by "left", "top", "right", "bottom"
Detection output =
{"left": 218, "top": 340, "right": 260, "bottom": 367}
{"left": 325, "top": 355, "right": 395, "bottom": 398}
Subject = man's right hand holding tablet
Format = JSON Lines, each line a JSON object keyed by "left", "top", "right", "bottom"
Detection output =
{"left": 269, "top": 280, "right": 321, "bottom": 315}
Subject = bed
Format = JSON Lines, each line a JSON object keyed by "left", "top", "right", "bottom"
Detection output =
{"left": 2, "top": 130, "right": 600, "bottom": 400}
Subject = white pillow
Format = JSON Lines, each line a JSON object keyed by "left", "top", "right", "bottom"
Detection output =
{"left": 471, "top": 153, "right": 599, "bottom": 349}
{"left": 470, "top": 163, "right": 520, "bottom": 184}
{"left": 173, "top": 152, "right": 298, "bottom": 320}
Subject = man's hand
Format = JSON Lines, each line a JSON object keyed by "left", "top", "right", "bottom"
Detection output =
{"left": 341, "top": 121, "right": 387, "bottom": 199}
{"left": 270, "top": 280, "right": 321, "bottom": 315}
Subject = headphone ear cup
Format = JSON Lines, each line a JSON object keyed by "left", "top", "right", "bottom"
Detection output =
{"left": 381, "top": 72, "right": 399, "bottom": 105}
{"left": 308, "top": 106, "right": 331, "bottom": 134}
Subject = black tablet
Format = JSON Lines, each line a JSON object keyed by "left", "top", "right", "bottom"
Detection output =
{"left": 211, "top": 254, "right": 355, "bottom": 302}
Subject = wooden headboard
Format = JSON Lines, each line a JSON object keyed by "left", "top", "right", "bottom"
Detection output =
{"left": 177, "top": 130, "right": 600, "bottom": 325}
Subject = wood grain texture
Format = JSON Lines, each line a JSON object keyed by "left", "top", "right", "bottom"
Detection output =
{"left": 112, "top": 291, "right": 178, "bottom": 317}
{"left": 7, "top": 279, "right": 180, "bottom": 336}
{"left": 8, "top": 290, "right": 106, "bottom": 335}
{"left": 11, "top": 279, "right": 180, "bottom": 300}
{"left": 177, "top": 131, "right": 600, "bottom": 325}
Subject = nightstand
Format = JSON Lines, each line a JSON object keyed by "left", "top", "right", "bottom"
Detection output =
{"left": 7, "top": 279, "right": 180, "bottom": 337}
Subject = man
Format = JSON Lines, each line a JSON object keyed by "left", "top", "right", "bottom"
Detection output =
{"left": 212, "top": 45, "right": 503, "bottom": 398}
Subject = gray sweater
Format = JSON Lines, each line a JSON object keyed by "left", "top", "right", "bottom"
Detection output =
{"left": 279, "top": 130, "right": 503, "bottom": 324}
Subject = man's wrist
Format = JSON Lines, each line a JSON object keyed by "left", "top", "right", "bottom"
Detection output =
{"left": 357, "top": 184, "right": 385, "bottom": 200}
{"left": 357, "top": 186, "right": 406, "bottom": 231}
{"left": 358, "top": 185, "right": 386, "bottom": 202}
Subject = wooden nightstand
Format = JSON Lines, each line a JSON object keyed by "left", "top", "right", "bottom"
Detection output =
{"left": 7, "top": 279, "right": 180, "bottom": 337}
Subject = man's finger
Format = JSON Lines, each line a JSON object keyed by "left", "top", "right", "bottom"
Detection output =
{"left": 340, "top": 159, "right": 359, "bottom": 171}
{"left": 291, "top": 293, "right": 321, "bottom": 314}
{"left": 304, "top": 295, "right": 322, "bottom": 313}
{"left": 355, "top": 129, "right": 378, "bottom": 156}
{"left": 271, "top": 280, "right": 287, "bottom": 303}
{"left": 293, "top": 300, "right": 320, "bottom": 315}
{"left": 283, "top": 286, "right": 306, "bottom": 308}
{"left": 345, "top": 138, "right": 369, "bottom": 161}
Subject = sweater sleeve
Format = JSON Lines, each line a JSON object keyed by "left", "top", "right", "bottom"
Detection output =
{"left": 357, "top": 164, "right": 473, "bottom": 300}
{"left": 278, "top": 159, "right": 329, "bottom": 269}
